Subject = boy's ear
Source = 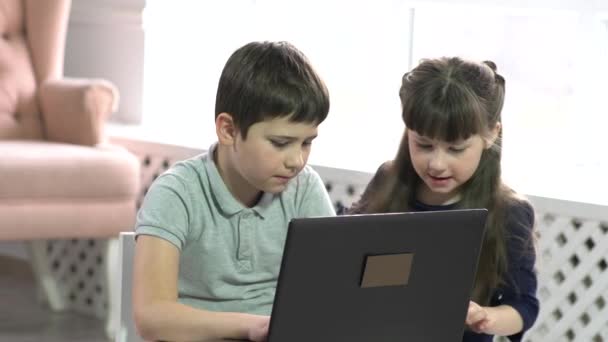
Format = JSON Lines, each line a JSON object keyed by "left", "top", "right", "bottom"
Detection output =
{"left": 216, "top": 112, "right": 238, "bottom": 145}
{"left": 484, "top": 122, "right": 501, "bottom": 149}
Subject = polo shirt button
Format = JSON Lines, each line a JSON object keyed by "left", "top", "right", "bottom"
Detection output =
{"left": 238, "top": 260, "right": 252, "bottom": 271}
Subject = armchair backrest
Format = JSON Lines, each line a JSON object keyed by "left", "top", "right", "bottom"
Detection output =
{"left": 0, "top": 0, "right": 71, "bottom": 140}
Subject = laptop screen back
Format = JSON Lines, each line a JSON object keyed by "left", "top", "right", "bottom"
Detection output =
{"left": 268, "top": 209, "right": 487, "bottom": 342}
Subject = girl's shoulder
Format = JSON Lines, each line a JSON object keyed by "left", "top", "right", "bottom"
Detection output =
{"left": 369, "top": 160, "right": 401, "bottom": 192}
{"left": 501, "top": 192, "right": 538, "bottom": 263}
{"left": 501, "top": 184, "right": 533, "bottom": 216}
{"left": 507, "top": 196, "right": 534, "bottom": 221}
{"left": 376, "top": 160, "right": 396, "bottom": 176}
{"left": 346, "top": 160, "right": 398, "bottom": 214}
{"left": 502, "top": 189, "right": 536, "bottom": 239}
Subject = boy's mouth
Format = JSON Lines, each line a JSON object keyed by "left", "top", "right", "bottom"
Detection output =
{"left": 274, "top": 175, "right": 293, "bottom": 183}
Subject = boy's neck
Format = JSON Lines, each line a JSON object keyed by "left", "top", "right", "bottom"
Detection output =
{"left": 214, "top": 145, "right": 263, "bottom": 208}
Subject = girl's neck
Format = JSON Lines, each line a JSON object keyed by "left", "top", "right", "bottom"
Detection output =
{"left": 416, "top": 183, "right": 461, "bottom": 206}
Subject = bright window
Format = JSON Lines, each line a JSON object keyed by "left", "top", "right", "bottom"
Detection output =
{"left": 141, "top": 1, "right": 608, "bottom": 203}
{"left": 142, "top": 0, "right": 410, "bottom": 172}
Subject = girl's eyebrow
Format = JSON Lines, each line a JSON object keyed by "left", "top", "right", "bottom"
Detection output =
{"left": 452, "top": 137, "right": 473, "bottom": 145}
{"left": 413, "top": 135, "right": 432, "bottom": 143}
{"left": 415, "top": 135, "right": 470, "bottom": 146}
{"left": 409, "top": 130, "right": 430, "bottom": 141}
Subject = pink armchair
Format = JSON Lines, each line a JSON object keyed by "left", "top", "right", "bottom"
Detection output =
{"left": 0, "top": 0, "right": 139, "bottom": 338}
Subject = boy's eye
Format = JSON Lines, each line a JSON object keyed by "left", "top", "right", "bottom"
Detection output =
{"left": 270, "top": 140, "right": 289, "bottom": 148}
{"left": 303, "top": 140, "right": 313, "bottom": 147}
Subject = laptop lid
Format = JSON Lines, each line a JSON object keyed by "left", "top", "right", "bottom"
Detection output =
{"left": 268, "top": 209, "right": 488, "bottom": 342}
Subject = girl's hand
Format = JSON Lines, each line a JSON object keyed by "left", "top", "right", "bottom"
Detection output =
{"left": 246, "top": 315, "right": 270, "bottom": 342}
{"left": 466, "top": 301, "right": 496, "bottom": 334}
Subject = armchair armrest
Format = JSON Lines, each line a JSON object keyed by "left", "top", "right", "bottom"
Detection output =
{"left": 39, "top": 78, "right": 119, "bottom": 146}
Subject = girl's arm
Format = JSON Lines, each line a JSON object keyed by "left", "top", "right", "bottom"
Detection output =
{"left": 467, "top": 301, "right": 523, "bottom": 336}
{"left": 484, "top": 305, "right": 524, "bottom": 335}
{"left": 467, "top": 200, "right": 539, "bottom": 338}
{"left": 132, "top": 235, "right": 269, "bottom": 342}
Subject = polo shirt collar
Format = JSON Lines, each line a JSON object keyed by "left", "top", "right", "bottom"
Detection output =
{"left": 204, "top": 143, "right": 274, "bottom": 219}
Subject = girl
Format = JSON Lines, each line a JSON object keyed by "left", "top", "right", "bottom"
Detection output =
{"left": 349, "top": 57, "right": 539, "bottom": 341}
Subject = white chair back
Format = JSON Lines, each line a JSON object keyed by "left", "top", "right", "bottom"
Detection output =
{"left": 115, "top": 232, "right": 144, "bottom": 342}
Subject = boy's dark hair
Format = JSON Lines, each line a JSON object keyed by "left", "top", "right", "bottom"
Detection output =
{"left": 215, "top": 41, "right": 330, "bottom": 138}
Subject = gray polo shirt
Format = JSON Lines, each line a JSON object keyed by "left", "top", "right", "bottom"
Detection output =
{"left": 135, "top": 144, "right": 335, "bottom": 315}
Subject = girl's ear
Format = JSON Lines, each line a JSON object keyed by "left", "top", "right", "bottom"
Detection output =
{"left": 484, "top": 122, "right": 502, "bottom": 149}
{"left": 216, "top": 112, "right": 238, "bottom": 146}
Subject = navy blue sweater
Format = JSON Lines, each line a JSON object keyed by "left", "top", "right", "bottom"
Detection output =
{"left": 348, "top": 162, "right": 540, "bottom": 341}
{"left": 411, "top": 200, "right": 539, "bottom": 342}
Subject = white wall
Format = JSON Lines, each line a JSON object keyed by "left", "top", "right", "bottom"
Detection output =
{"left": 64, "top": 0, "right": 146, "bottom": 124}
{"left": 0, "top": 242, "right": 28, "bottom": 260}
{"left": 68, "top": 0, "right": 608, "bottom": 205}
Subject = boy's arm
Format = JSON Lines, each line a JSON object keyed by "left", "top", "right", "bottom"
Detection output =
{"left": 132, "top": 235, "right": 269, "bottom": 342}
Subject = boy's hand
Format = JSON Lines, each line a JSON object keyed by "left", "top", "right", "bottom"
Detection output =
{"left": 247, "top": 315, "right": 270, "bottom": 342}
{"left": 466, "top": 301, "right": 496, "bottom": 334}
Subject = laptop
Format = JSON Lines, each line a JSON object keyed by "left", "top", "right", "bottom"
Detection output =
{"left": 267, "top": 209, "right": 488, "bottom": 342}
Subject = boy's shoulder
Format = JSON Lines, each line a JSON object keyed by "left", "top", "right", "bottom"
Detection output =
{"left": 147, "top": 151, "right": 214, "bottom": 200}
{"left": 287, "top": 164, "right": 325, "bottom": 191}
{"left": 159, "top": 151, "right": 211, "bottom": 180}
{"left": 281, "top": 164, "right": 335, "bottom": 217}
{"left": 295, "top": 164, "right": 321, "bottom": 179}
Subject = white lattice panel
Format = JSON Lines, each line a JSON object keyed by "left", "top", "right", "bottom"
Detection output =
{"left": 110, "top": 137, "right": 608, "bottom": 341}
{"left": 110, "top": 137, "right": 375, "bottom": 213}
{"left": 524, "top": 196, "right": 608, "bottom": 342}
{"left": 40, "top": 238, "right": 109, "bottom": 318}
{"left": 311, "top": 164, "right": 373, "bottom": 212}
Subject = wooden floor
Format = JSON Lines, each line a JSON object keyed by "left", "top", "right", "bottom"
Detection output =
{"left": 0, "top": 254, "right": 108, "bottom": 342}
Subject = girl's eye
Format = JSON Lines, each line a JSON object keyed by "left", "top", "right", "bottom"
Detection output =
{"left": 449, "top": 147, "right": 466, "bottom": 153}
{"left": 303, "top": 140, "right": 313, "bottom": 147}
{"left": 417, "top": 143, "right": 433, "bottom": 150}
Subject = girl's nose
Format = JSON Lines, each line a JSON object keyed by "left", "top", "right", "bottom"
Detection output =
{"left": 428, "top": 151, "right": 447, "bottom": 172}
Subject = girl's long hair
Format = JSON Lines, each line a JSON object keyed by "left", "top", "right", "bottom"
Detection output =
{"left": 352, "top": 57, "right": 526, "bottom": 304}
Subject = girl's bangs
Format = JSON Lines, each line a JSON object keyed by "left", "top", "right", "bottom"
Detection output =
{"left": 403, "top": 86, "right": 486, "bottom": 142}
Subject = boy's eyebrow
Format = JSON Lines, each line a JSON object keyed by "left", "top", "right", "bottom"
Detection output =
{"left": 268, "top": 134, "right": 318, "bottom": 140}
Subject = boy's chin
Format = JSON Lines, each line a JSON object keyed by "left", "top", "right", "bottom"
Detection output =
{"left": 261, "top": 183, "right": 289, "bottom": 194}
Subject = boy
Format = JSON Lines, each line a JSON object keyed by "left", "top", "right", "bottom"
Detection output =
{"left": 132, "top": 41, "right": 335, "bottom": 342}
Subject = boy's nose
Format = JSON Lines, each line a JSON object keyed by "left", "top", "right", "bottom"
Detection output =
{"left": 285, "top": 150, "right": 305, "bottom": 170}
